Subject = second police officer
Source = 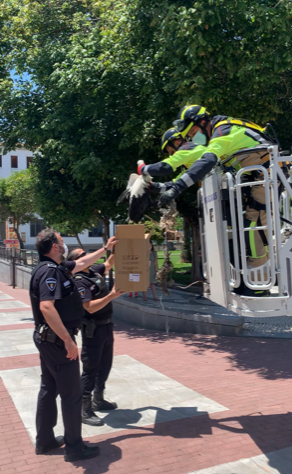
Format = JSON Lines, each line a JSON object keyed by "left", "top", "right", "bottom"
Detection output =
{"left": 68, "top": 248, "right": 124, "bottom": 426}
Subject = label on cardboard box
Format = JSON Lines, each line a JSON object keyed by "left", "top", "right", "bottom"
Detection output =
{"left": 129, "top": 273, "right": 140, "bottom": 282}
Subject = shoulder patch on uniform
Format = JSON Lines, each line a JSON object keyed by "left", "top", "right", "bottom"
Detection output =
{"left": 46, "top": 278, "right": 57, "bottom": 291}
{"left": 47, "top": 263, "right": 57, "bottom": 268}
{"left": 78, "top": 287, "right": 85, "bottom": 299}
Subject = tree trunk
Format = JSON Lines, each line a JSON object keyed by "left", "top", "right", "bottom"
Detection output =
{"left": 14, "top": 223, "right": 27, "bottom": 265}
{"left": 14, "top": 225, "right": 24, "bottom": 250}
{"left": 156, "top": 244, "right": 173, "bottom": 295}
{"left": 75, "top": 233, "right": 84, "bottom": 249}
{"left": 101, "top": 218, "right": 114, "bottom": 290}
{"left": 180, "top": 218, "right": 191, "bottom": 263}
{"left": 191, "top": 222, "right": 201, "bottom": 282}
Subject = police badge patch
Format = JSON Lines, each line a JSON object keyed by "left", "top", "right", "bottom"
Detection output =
{"left": 46, "top": 278, "right": 57, "bottom": 291}
{"left": 78, "top": 287, "right": 85, "bottom": 299}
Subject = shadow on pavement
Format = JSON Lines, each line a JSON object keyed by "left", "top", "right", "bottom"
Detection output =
{"left": 182, "top": 334, "right": 292, "bottom": 381}
{"left": 64, "top": 408, "right": 292, "bottom": 473}
{"left": 114, "top": 319, "right": 171, "bottom": 344}
{"left": 114, "top": 320, "right": 292, "bottom": 380}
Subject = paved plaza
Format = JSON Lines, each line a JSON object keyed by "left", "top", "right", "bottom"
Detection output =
{"left": 0, "top": 282, "right": 291, "bottom": 473}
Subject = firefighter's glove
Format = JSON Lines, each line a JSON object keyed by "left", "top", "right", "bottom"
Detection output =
{"left": 137, "top": 160, "right": 149, "bottom": 176}
{"left": 149, "top": 182, "right": 166, "bottom": 194}
{"left": 158, "top": 186, "right": 180, "bottom": 207}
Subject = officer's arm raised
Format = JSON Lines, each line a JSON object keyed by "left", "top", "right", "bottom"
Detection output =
{"left": 40, "top": 300, "right": 78, "bottom": 360}
{"left": 72, "top": 236, "right": 118, "bottom": 273}
{"left": 104, "top": 254, "right": 115, "bottom": 273}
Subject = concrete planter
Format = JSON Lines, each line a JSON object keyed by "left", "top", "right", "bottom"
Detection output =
{"left": 112, "top": 297, "right": 243, "bottom": 337}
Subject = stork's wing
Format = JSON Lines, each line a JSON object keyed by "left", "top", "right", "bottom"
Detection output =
{"left": 117, "top": 173, "right": 155, "bottom": 223}
{"left": 129, "top": 175, "right": 153, "bottom": 223}
{"left": 116, "top": 173, "right": 140, "bottom": 205}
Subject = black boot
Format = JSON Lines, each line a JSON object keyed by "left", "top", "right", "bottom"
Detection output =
{"left": 92, "top": 390, "right": 117, "bottom": 411}
{"left": 64, "top": 444, "right": 100, "bottom": 462}
{"left": 82, "top": 397, "right": 104, "bottom": 426}
{"left": 36, "top": 436, "right": 65, "bottom": 455}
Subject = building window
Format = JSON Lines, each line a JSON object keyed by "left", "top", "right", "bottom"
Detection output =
{"left": 11, "top": 156, "right": 18, "bottom": 168}
{"left": 89, "top": 222, "right": 103, "bottom": 237}
{"left": 0, "top": 155, "right": 2, "bottom": 167}
{"left": 30, "top": 220, "right": 46, "bottom": 238}
{"left": 27, "top": 156, "right": 33, "bottom": 168}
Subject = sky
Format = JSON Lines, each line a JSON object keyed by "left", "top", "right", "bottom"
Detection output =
{"left": 10, "top": 70, "right": 31, "bottom": 82}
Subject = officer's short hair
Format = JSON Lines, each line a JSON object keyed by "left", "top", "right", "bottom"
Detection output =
{"left": 67, "top": 248, "right": 82, "bottom": 261}
{"left": 36, "top": 228, "right": 59, "bottom": 255}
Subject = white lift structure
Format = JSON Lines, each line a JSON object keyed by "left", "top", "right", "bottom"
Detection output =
{"left": 198, "top": 144, "right": 292, "bottom": 317}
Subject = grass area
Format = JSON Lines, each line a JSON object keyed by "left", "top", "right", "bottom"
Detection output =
{"left": 157, "top": 250, "right": 192, "bottom": 286}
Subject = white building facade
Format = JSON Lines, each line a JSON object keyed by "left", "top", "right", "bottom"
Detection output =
{"left": 0, "top": 146, "right": 114, "bottom": 249}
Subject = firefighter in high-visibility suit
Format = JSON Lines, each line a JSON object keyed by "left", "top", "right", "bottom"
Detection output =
{"left": 148, "top": 127, "right": 205, "bottom": 194}
{"left": 138, "top": 106, "right": 277, "bottom": 289}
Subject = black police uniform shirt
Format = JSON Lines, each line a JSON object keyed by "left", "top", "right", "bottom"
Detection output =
{"left": 31, "top": 255, "right": 81, "bottom": 328}
{"left": 74, "top": 264, "right": 112, "bottom": 321}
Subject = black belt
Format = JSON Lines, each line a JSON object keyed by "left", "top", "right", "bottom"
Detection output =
{"left": 82, "top": 317, "right": 111, "bottom": 326}
{"left": 94, "top": 318, "right": 112, "bottom": 325}
{"left": 82, "top": 317, "right": 112, "bottom": 338}
{"left": 35, "top": 325, "right": 79, "bottom": 346}
{"left": 247, "top": 198, "right": 267, "bottom": 211}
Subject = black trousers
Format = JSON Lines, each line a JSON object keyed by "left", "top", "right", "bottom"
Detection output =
{"left": 81, "top": 323, "right": 114, "bottom": 397}
{"left": 33, "top": 331, "right": 84, "bottom": 454}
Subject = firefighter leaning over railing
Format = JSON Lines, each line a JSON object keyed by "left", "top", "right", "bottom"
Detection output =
{"left": 146, "top": 127, "right": 205, "bottom": 195}
{"left": 137, "top": 105, "right": 279, "bottom": 295}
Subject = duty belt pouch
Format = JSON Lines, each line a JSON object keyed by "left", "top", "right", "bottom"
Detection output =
{"left": 39, "top": 325, "right": 48, "bottom": 342}
{"left": 46, "top": 327, "right": 58, "bottom": 344}
{"left": 82, "top": 318, "right": 96, "bottom": 338}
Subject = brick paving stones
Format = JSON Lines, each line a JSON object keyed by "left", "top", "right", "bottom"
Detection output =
{"left": 188, "top": 445, "right": 292, "bottom": 473}
{"left": 0, "top": 355, "right": 227, "bottom": 441}
{"left": 0, "top": 281, "right": 290, "bottom": 474}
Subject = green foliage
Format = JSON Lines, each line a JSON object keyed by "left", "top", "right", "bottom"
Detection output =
{"left": 0, "top": 179, "right": 11, "bottom": 223}
{"left": 5, "top": 170, "right": 36, "bottom": 224}
{"left": 174, "top": 215, "right": 183, "bottom": 232}
{"left": 0, "top": 169, "right": 37, "bottom": 247}
{"left": 143, "top": 220, "right": 164, "bottom": 245}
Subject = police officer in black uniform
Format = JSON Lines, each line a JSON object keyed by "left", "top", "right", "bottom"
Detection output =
{"left": 30, "top": 228, "right": 118, "bottom": 462}
{"left": 68, "top": 248, "right": 124, "bottom": 426}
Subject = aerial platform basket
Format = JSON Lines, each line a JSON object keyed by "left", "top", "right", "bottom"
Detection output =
{"left": 198, "top": 145, "right": 292, "bottom": 317}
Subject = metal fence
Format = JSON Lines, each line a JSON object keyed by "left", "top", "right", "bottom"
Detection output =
{"left": 0, "top": 247, "right": 39, "bottom": 268}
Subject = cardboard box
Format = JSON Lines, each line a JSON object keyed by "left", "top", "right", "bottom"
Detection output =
{"left": 115, "top": 225, "right": 150, "bottom": 292}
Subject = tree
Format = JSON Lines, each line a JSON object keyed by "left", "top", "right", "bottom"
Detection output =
{"left": 143, "top": 220, "right": 164, "bottom": 245}
{"left": 2, "top": 0, "right": 292, "bottom": 154}
{"left": 2, "top": 0, "right": 292, "bottom": 273}
{"left": 0, "top": 0, "right": 146, "bottom": 238}
{"left": 0, "top": 169, "right": 37, "bottom": 248}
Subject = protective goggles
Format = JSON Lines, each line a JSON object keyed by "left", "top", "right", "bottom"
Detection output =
{"left": 173, "top": 119, "right": 194, "bottom": 138}
{"left": 173, "top": 119, "right": 187, "bottom": 132}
